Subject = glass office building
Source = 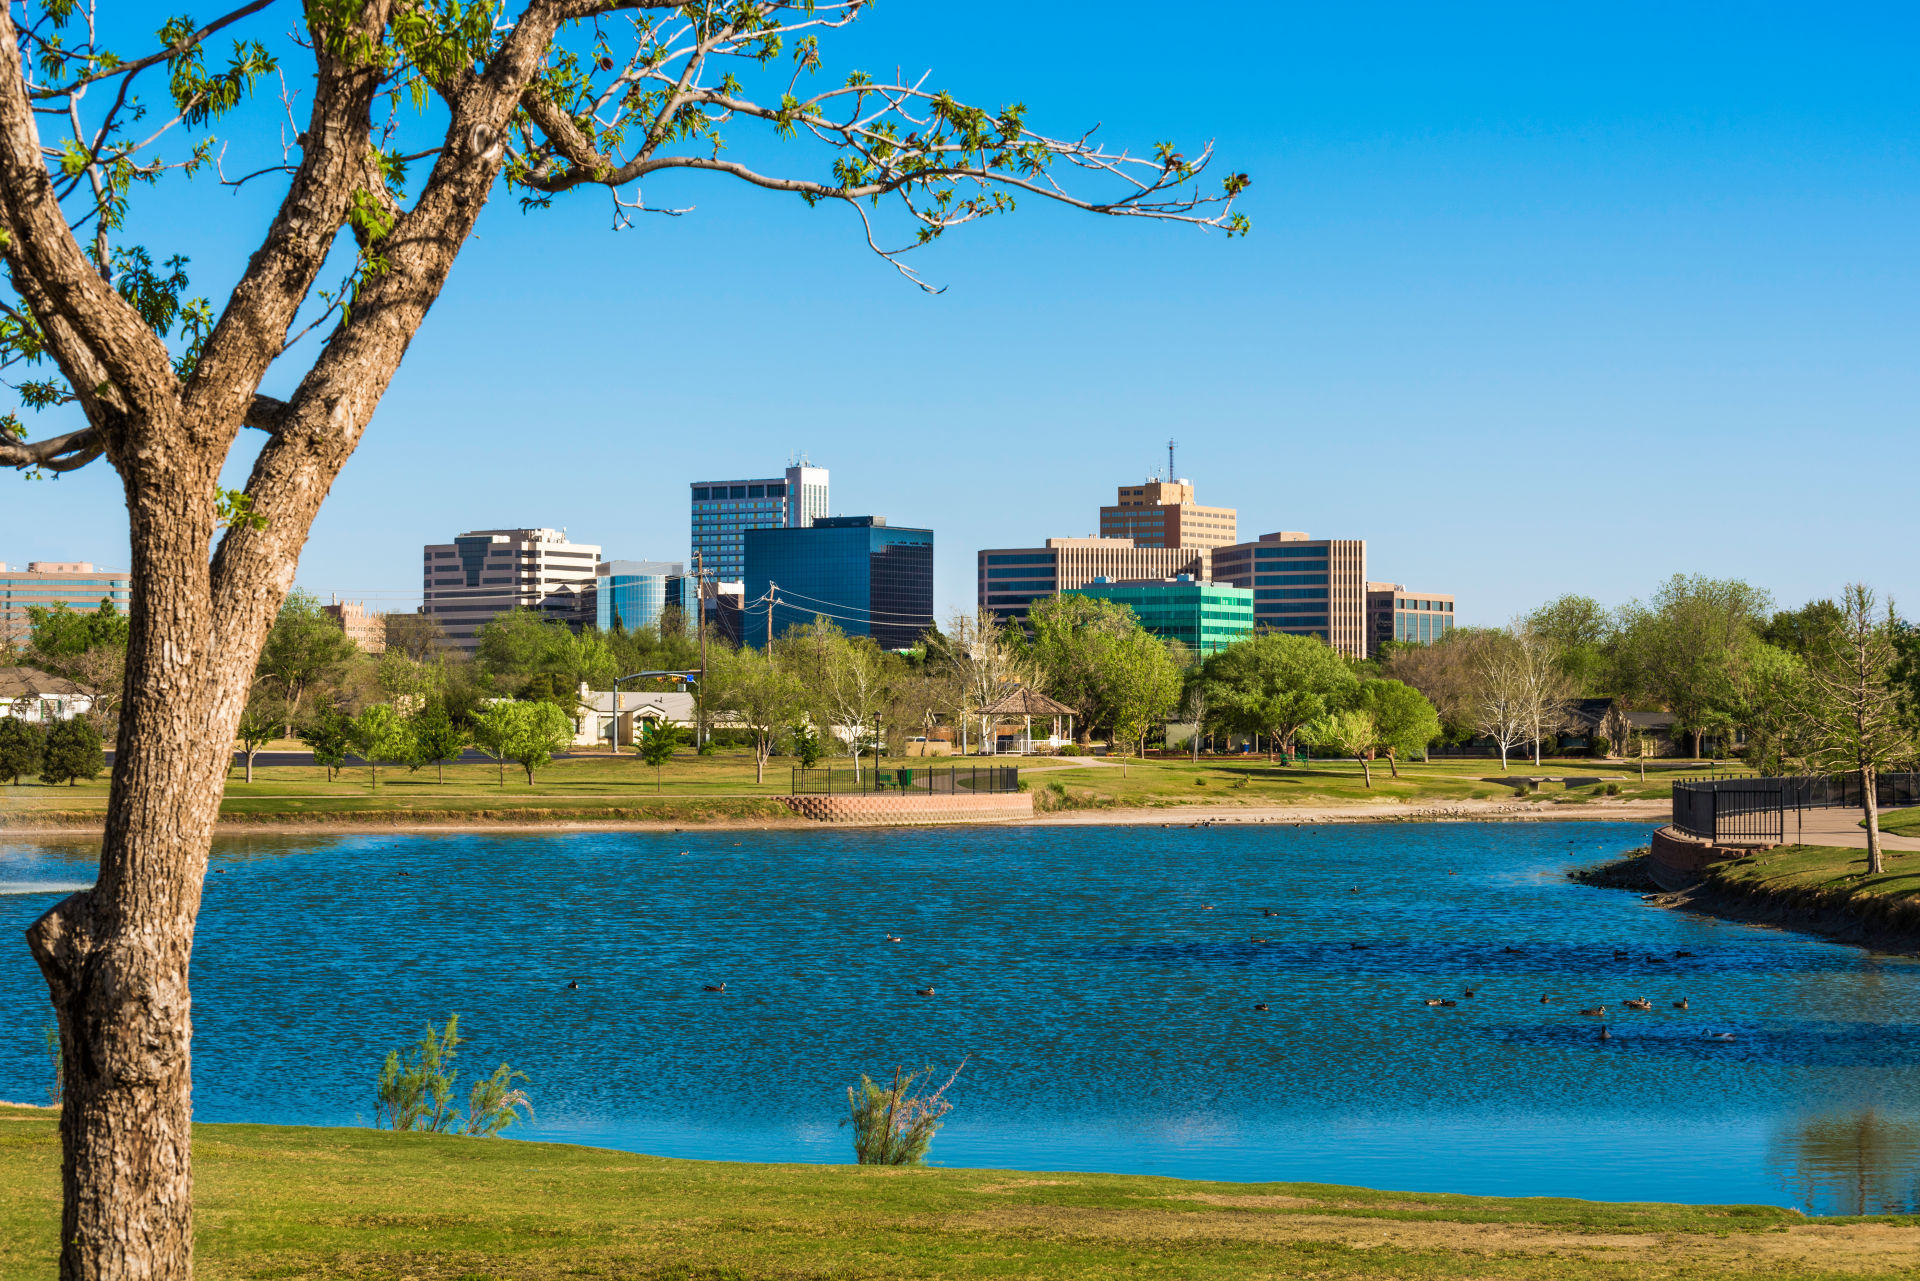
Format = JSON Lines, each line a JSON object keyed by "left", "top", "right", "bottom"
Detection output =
{"left": 595, "top": 560, "right": 694, "bottom": 633}
{"left": 1212, "top": 532, "right": 1369, "bottom": 657}
{"left": 688, "top": 461, "right": 829, "bottom": 583}
{"left": 744, "top": 516, "right": 932, "bottom": 650}
{"left": 1064, "top": 576, "right": 1255, "bottom": 656}
{"left": 1366, "top": 583, "right": 1455, "bottom": 656}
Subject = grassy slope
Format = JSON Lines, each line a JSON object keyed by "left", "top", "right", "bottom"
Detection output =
{"left": 2, "top": 1109, "right": 1912, "bottom": 1280}
{"left": 1706, "top": 843, "right": 1920, "bottom": 902}
{"left": 1877, "top": 808, "right": 1920, "bottom": 837}
{"left": 0, "top": 750, "right": 1694, "bottom": 827}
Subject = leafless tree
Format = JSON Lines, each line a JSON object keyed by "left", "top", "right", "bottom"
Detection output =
{"left": 0, "top": 4, "right": 1244, "bottom": 1273}
{"left": 1512, "top": 621, "right": 1576, "bottom": 768}
{"left": 1472, "top": 633, "right": 1531, "bottom": 772}
{"left": 1795, "top": 585, "right": 1918, "bottom": 874}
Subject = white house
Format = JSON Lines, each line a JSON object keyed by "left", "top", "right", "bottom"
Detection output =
{"left": 0, "top": 667, "right": 95, "bottom": 723}
{"left": 573, "top": 684, "right": 699, "bottom": 748}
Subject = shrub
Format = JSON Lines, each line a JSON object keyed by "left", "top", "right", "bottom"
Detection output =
{"left": 1194, "top": 776, "right": 1207, "bottom": 786}
{"left": 1590, "top": 734, "right": 1611, "bottom": 758}
{"left": 1604, "top": 782, "right": 1621, "bottom": 796}
{"left": 787, "top": 721, "right": 822, "bottom": 768}
{"left": 843, "top": 1062, "right": 963, "bottom": 1165}
{"left": 0, "top": 718, "right": 44, "bottom": 784}
{"left": 39, "top": 717, "right": 103, "bottom": 786}
{"left": 374, "top": 1014, "right": 532, "bottom": 1137}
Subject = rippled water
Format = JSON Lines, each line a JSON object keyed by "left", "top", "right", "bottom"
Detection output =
{"left": 3, "top": 820, "right": 1919, "bottom": 1214}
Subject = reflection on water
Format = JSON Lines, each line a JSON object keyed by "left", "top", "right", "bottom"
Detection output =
{"left": 1771, "top": 1112, "right": 1920, "bottom": 1215}
{"left": 1, "top": 821, "right": 1919, "bottom": 1213}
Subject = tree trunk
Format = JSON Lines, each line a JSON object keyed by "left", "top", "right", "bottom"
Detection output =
{"left": 1387, "top": 749, "right": 1399, "bottom": 779}
{"left": 1360, "top": 755, "right": 1371, "bottom": 787}
{"left": 437, "top": 759, "right": 444, "bottom": 784}
{"left": 1691, "top": 728, "right": 1703, "bottom": 759}
{"left": 1863, "top": 765, "right": 1883, "bottom": 875}
{"left": 1499, "top": 743, "right": 1509, "bottom": 770}
{"left": 27, "top": 497, "right": 247, "bottom": 1281}
{"left": 245, "top": 749, "right": 255, "bottom": 784}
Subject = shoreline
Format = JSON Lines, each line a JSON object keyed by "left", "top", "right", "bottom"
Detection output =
{"left": 0, "top": 797, "right": 1670, "bottom": 839}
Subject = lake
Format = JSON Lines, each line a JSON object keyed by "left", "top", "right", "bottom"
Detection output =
{"left": 3, "top": 820, "right": 1919, "bottom": 1215}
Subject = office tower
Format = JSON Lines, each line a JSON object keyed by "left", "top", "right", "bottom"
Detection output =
{"left": 1063, "top": 576, "right": 1255, "bottom": 655}
{"left": 420, "top": 528, "right": 601, "bottom": 653}
{"left": 976, "top": 538, "right": 1210, "bottom": 625}
{"left": 1212, "top": 531, "right": 1368, "bottom": 657}
{"left": 1366, "top": 583, "right": 1456, "bottom": 656}
{"left": 321, "top": 599, "right": 385, "bottom": 653}
{"left": 0, "top": 561, "right": 131, "bottom": 649}
{"left": 594, "top": 560, "right": 691, "bottom": 633}
{"left": 744, "top": 516, "right": 932, "bottom": 650}
{"left": 689, "top": 460, "right": 829, "bottom": 584}
{"left": 705, "top": 581, "right": 745, "bottom": 646}
{"left": 1098, "top": 478, "right": 1238, "bottom": 549}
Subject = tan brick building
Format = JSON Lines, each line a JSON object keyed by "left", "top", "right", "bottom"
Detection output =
{"left": 977, "top": 538, "right": 1211, "bottom": 624}
{"left": 1212, "top": 532, "right": 1369, "bottom": 658}
{"left": 1098, "top": 479, "right": 1238, "bottom": 549}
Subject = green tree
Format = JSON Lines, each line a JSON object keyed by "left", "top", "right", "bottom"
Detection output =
{"left": 1104, "top": 631, "right": 1185, "bottom": 774}
{"left": 491, "top": 700, "right": 575, "bottom": 786}
{"left": 1763, "top": 599, "right": 1846, "bottom": 659}
{"left": 637, "top": 719, "right": 683, "bottom": 792}
{"left": 470, "top": 703, "right": 514, "bottom": 788}
{"left": 789, "top": 721, "right": 823, "bottom": 769}
{"left": 708, "top": 644, "right": 806, "bottom": 784}
{"left": 24, "top": 599, "right": 130, "bottom": 726}
{"left": 410, "top": 701, "right": 469, "bottom": 784}
{"left": 1615, "top": 575, "right": 1773, "bottom": 758}
{"left": 233, "top": 689, "right": 283, "bottom": 784}
{"left": 257, "top": 590, "right": 360, "bottom": 737}
{"left": 1201, "top": 633, "right": 1357, "bottom": 760}
{"left": 347, "top": 705, "right": 415, "bottom": 792}
{"left": 39, "top": 717, "right": 104, "bottom": 787}
{"left": 0, "top": 1, "right": 1241, "bottom": 1262}
{"left": 0, "top": 718, "right": 43, "bottom": 784}
{"left": 1025, "top": 595, "right": 1142, "bottom": 744}
{"left": 1357, "top": 679, "right": 1442, "bottom": 776}
{"left": 1304, "top": 708, "right": 1380, "bottom": 787}
{"left": 298, "top": 702, "right": 353, "bottom": 783}
{"left": 1794, "top": 585, "right": 1918, "bottom": 875}
{"left": 1525, "top": 593, "right": 1616, "bottom": 695}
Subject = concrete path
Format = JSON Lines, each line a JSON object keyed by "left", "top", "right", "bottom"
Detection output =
{"left": 1787, "top": 806, "right": 1920, "bottom": 852}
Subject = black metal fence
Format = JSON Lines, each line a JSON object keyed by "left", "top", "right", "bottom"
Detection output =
{"left": 792, "top": 765, "right": 1019, "bottom": 796}
{"left": 1671, "top": 772, "right": 1920, "bottom": 842}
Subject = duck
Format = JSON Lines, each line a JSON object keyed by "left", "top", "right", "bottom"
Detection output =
{"left": 1578, "top": 1006, "right": 1606, "bottom": 1017}
{"left": 1262, "top": 908, "right": 1277, "bottom": 917}
{"left": 1438, "top": 999, "right": 1458, "bottom": 1008}
{"left": 702, "top": 982, "right": 727, "bottom": 993}
{"left": 1674, "top": 950, "right": 1695, "bottom": 959}
{"left": 1201, "top": 904, "right": 1216, "bottom": 911}
{"left": 566, "top": 979, "right": 580, "bottom": 991}
{"left": 1501, "top": 946, "right": 1522, "bottom": 954}
{"left": 1599, "top": 1025, "right": 1612, "bottom": 1041}
{"left": 885, "top": 934, "right": 903, "bottom": 943}
{"left": 1644, "top": 955, "right": 1667, "bottom": 964}
{"left": 1624, "top": 998, "right": 1652, "bottom": 1012}
{"left": 1349, "top": 942, "right": 1369, "bottom": 950}
{"left": 1253, "top": 1002, "right": 1270, "bottom": 1012}
{"left": 1249, "top": 936, "right": 1268, "bottom": 944}
{"left": 1463, "top": 988, "right": 1475, "bottom": 999}
{"left": 1540, "top": 994, "right": 1553, "bottom": 1004}
{"left": 1674, "top": 997, "right": 1689, "bottom": 1010}
{"left": 1424, "top": 998, "right": 1447, "bottom": 1007}
{"left": 1704, "top": 1031, "right": 1737, "bottom": 1042}
{"left": 1611, "top": 949, "right": 1628, "bottom": 958}
{"left": 915, "top": 986, "right": 936, "bottom": 997}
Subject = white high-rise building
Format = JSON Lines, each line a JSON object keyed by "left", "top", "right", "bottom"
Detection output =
{"left": 688, "top": 459, "right": 828, "bottom": 584}
{"left": 421, "top": 528, "right": 601, "bottom": 652}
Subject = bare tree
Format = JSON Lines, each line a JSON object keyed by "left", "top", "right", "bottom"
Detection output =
{"left": 0, "top": 5, "right": 1245, "bottom": 1273}
{"left": 1512, "top": 621, "right": 1576, "bottom": 768}
{"left": 941, "top": 609, "right": 1031, "bottom": 755}
{"left": 1473, "top": 634, "right": 1531, "bottom": 772}
{"left": 1796, "top": 584, "right": 1917, "bottom": 874}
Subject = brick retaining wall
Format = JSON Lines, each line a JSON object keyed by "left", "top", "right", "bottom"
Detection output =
{"left": 1648, "top": 824, "right": 1760, "bottom": 891}
{"left": 778, "top": 792, "right": 1033, "bottom": 825}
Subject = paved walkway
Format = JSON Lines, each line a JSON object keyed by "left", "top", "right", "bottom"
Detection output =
{"left": 1788, "top": 806, "right": 1920, "bottom": 851}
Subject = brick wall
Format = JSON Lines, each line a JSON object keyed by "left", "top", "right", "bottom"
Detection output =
{"left": 778, "top": 792, "right": 1034, "bottom": 825}
{"left": 1649, "top": 824, "right": 1758, "bottom": 890}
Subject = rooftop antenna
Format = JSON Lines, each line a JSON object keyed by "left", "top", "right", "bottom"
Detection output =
{"left": 1168, "top": 438, "right": 1179, "bottom": 483}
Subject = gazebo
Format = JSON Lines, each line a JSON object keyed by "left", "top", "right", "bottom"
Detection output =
{"left": 978, "top": 687, "right": 1078, "bottom": 756}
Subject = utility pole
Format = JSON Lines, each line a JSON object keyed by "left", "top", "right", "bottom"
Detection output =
{"left": 766, "top": 583, "right": 778, "bottom": 666}
{"left": 694, "top": 550, "right": 708, "bottom": 748}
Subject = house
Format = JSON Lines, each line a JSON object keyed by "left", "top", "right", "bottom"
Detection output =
{"left": 0, "top": 667, "right": 95, "bottom": 723}
{"left": 573, "top": 685, "right": 698, "bottom": 748}
{"left": 1563, "top": 698, "right": 1682, "bottom": 757}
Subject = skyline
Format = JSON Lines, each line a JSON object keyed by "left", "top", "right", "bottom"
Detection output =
{"left": 3, "top": 2, "right": 1915, "bottom": 625}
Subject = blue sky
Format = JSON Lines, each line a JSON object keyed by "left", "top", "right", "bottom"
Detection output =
{"left": 5, "top": 2, "right": 1917, "bottom": 625}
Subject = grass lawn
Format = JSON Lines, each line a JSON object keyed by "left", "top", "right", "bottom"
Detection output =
{"left": 1876, "top": 808, "right": 1920, "bottom": 838}
{"left": 1706, "top": 842, "right": 1920, "bottom": 902}
{"left": 0, "top": 1108, "right": 1908, "bottom": 1280}
{"left": 0, "top": 749, "right": 1697, "bottom": 828}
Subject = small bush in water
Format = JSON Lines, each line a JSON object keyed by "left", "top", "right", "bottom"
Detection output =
{"left": 843, "top": 1062, "right": 964, "bottom": 1165}
{"left": 374, "top": 1013, "right": 532, "bottom": 1136}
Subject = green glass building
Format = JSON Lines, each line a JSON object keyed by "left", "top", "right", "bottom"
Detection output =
{"left": 1063, "top": 576, "right": 1255, "bottom": 655}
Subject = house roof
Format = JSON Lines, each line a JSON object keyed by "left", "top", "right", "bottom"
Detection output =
{"left": 981, "top": 686, "right": 1078, "bottom": 718}
{"left": 0, "top": 666, "right": 88, "bottom": 699}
